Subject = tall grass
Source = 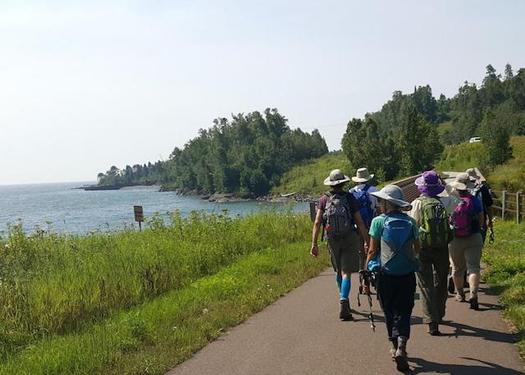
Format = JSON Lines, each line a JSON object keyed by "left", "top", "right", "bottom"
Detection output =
{"left": 0, "top": 211, "right": 311, "bottom": 359}
{"left": 483, "top": 220, "right": 525, "bottom": 357}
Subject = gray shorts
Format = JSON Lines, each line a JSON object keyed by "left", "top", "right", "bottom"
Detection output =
{"left": 448, "top": 233, "right": 483, "bottom": 276}
{"left": 327, "top": 231, "right": 361, "bottom": 274}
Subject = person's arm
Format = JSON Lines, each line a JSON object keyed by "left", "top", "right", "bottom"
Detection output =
{"left": 366, "top": 236, "right": 379, "bottom": 265}
{"left": 409, "top": 198, "right": 421, "bottom": 226}
{"left": 310, "top": 209, "right": 323, "bottom": 257}
{"left": 353, "top": 211, "right": 370, "bottom": 253}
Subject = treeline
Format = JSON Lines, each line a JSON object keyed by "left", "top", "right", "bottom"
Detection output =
{"left": 342, "top": 64, "right": 525, "bottom": 181}
{"left": 97, "top": 109, "right": 328, "bottom": 195}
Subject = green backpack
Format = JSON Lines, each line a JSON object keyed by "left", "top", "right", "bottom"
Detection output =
{"left": 418, "top": 197, "right": 452, "bottom": 249}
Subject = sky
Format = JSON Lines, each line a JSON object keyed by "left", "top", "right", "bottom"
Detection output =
{"left": 1, "top": 1, "right": 524, "bottom": 185}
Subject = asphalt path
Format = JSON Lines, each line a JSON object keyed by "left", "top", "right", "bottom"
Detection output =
{"left": 167, "top": 268, "right": 523, "bottom": 375}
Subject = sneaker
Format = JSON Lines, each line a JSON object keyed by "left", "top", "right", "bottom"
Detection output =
{"left": 428, "top": 322, "right": 441, "bottom": 336}
{"left": 469, "top": 296, "right": 479, "bottom": 310}
{"left": 339, "top": 299, "right": 353, "bottom": 321}
{"left": 455, "top": 292, "right": 466, "bottom": 302}
{"left": 395, "top": 336, "right": 410, "bottom": 371}
{"left": 394, "top": 348, "right": 409, "bottom": 372}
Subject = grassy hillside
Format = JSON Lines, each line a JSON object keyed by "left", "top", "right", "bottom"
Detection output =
{"left": 483, "top": 220, "right": 525, "bottom": 357}
{"left": 0, "top": 212, "right": 329, "bottom": 373}
{"left": 271, "top": 152, "right": 351, "bottom": 196}
{"left": 436, "top": 136, "right": 525, "bottom": 191}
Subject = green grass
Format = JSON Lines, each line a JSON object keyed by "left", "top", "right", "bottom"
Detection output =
{"left": 483, "top": 220, "right": 525, "bottom": 357}
{"left": 0, "top": 211, "right": 313, "bottom": 361}
{"left": 437, "top": 121, "right": 453, "bottom": 135}
{"left": 436, "top": 136, "right": 525, "bottom": 191}
{"left": 0, "top": 241, "right": 329, "bottom": 375}
{"left": 272, "top": 151, "right": 350, "bottom": 196}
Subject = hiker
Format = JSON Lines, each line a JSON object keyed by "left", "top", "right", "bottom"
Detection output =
{"left": 366, "top": 185, "right": 420, "bottom": 372}
{"left": 349, "top": 167, "right": 378, "bottom": 269}
{"left": 310, "top": 169, "right": 370, "bottom": 321}
{"left": 448, "top": 173, "right": 485, "bottom": 310}
{"left": 466, "top": 168, "right": 494, "bottom": 243}
{"left": 409, "top": 171, "right": 452, "bottom": 336}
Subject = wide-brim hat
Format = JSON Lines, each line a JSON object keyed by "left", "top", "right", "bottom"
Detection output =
{"left": 323, "top": 169, "right": 351, "bottom": 186}
{"left": 466, "top": 168, "right": 485, "bottom": 183}
{"left": 451, "top": 172, "right": 476, "bottom": 191}
{"left": 352, "top": 167, "right": 374, "bottom": 183}
{"left": 370, "top": 185, "right": 412, "bottom": 209}
{"left": 415, "top": 170, "right": 445, "bottom": 196}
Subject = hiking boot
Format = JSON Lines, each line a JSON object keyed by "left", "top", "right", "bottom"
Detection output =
{"left": 339, "top": 299, "right": 353, "bottom": 321}
{"left": 455, "top": 291, "right": 466, "bottom": 302}
{"left": 428, "top": 322, "right": 441, "bottom": 336}
{"left": 390, "top": 339, "right": 398, "bottom": 360}
{"left": 394, "top": 337, "right": 409, "bottom": 372}
{"left": 469, "top": 296, "right": 479, "bottom": 310}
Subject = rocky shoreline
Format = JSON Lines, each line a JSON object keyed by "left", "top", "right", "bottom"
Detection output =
{"left": 160, "top": 186, "right": 315, "bottom": 203}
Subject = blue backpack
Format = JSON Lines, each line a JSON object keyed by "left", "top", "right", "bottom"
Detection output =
{"left": 354, "top": 185, "right": 374, "bottom": 228}
{"left": 368, "top": 214, "right": 420, "bottom": 275}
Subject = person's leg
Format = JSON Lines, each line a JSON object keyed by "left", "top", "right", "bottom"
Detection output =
{"left": 377, "top": 273, "right": 396, "bottom": 348}
{"left": 393, "top": 273, "right": 416, "bottom": 372}
{"left": 416, "top": 250, "right": 439, "bottom": 329}
{"left": 449, "top": 238, "right": 467, "bottom": 301}
{"left": 435, "top": 247, "right": 451, "bottom": 322}
{"left": 465, "top": 233, "right": 483, "bottom": 310}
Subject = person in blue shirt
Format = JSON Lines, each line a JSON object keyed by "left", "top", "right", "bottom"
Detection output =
{"left": 365, "top": 185, "right": 421, "bottom": 372}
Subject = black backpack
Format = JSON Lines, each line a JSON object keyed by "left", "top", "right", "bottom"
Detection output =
{"left": 323, "top": 192, "right": 355, "bottom": 239}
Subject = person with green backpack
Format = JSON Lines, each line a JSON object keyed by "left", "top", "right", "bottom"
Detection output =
{"left": 409, "top": 170, "right": 453, "bottom": 336}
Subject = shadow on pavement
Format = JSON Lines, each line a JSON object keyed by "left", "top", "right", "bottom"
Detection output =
{"left": 441, "top": 321, "right": 517, "bottom": 344}
{"left": 408, "top": 357, "right": 523, "bottom": 374}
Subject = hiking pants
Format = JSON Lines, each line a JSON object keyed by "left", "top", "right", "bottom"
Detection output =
{"left": 377, "top": 272, "right": 416, "bottom": 341}
{"left": 327, "top": 231, "right": 360, "bottom": 274}
{"left": 417, "top": 247, "right": 450, "bottom": 324}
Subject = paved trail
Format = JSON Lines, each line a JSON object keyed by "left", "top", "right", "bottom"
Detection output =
{"left": 167, "top": 268, "right": 523, "bottom": 375}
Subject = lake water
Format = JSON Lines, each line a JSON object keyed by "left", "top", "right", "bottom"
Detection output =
{"left": 0, "top": 183, "right": 308, "bottom": 235}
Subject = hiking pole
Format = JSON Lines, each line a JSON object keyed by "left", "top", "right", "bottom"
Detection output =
{"left": 489, "top": 227, "right": 495, "bottom": 244}
{"left": 358, "top": 270, "right": 376, "bottom": 332}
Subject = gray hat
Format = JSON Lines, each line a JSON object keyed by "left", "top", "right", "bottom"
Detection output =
{"left": 451, "top": 172, "right": 476, "bottom": 191}
{"left": 323, "top": 169, "right": 351, "bottom": 186}
{"left": 352, "top": 167, "right": 374, "bottom": 183}
{"left": 370, "top": 185, "right": 411, "bottom": 209}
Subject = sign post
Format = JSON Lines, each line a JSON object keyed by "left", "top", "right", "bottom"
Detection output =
{"left": 134, "top": 205, "right": 144, "bottom": 231}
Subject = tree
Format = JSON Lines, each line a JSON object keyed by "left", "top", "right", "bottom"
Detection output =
{"left": 480, "top": 110, "right": 512, "bottom": 166}
{"left": 504, "top": 63, "right": 514, "bottom": 80}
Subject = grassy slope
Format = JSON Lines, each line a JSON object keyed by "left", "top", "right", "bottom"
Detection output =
{"left": 271, "top": 152, "right": 350, "bottom": 196}
{"left": 436, "top": 136, "right": 525, "bottom": 191}
{"left": 0, "top": 212, "right": 324, "bottom": 373}
{"left": 483, "top": 220, "right": 525, "bottom": 357}
{"left": 0, "top": 242, "right": 329, "bottom": 375}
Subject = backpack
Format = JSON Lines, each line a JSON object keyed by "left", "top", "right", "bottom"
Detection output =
{"left": 451, "top": 195, "right": 475, "bottom": 238}
{"left": 354, "top": 184, "right": 374, "bottom": 228}
{"left": 418, "top": 197, "right": 452, "bottom": 249}
{"left": 379, "top": 214, "right": 420, "bottom": 275}
{"left": 323, "top": 192, "right": 355, "bottom": 239}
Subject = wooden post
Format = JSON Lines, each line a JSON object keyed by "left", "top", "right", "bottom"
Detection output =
{"left": 517, "top": 192, "right": 521, "bottom": 224}
{"left": 501, "top": 190, "right": 506, "bottom": 220}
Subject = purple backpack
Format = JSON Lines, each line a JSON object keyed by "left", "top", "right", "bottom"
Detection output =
{"left": 451, "top": 195, "right": 474, "bottom": 237}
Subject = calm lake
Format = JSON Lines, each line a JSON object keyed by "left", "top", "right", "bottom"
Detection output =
{"left": 0, "top": 182, "right": 308, "bottom": 235}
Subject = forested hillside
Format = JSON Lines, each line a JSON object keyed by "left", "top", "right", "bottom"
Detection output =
{"left": 97, "top": 109, "right": 328, "bottom": 196}
{"left": 98, "top": 64, "right": 525, "bottom": 195}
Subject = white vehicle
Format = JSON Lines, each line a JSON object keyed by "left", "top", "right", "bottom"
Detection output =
{"left": 469, "top": 136, "right": 481, "bottom": 143}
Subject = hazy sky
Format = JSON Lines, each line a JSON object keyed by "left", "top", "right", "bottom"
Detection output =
{"left": 1, "top": 1, "right": 524, "bottom": 185}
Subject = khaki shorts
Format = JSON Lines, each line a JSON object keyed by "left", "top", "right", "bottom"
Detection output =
{"left": 448, "top": 233, "right": 483, "bottom": 276}
{"left": 327, "top": 230, "right": 361, "bottom": 274}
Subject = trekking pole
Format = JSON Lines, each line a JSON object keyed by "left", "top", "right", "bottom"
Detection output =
{"left": 358, "top": 270, "right": 376, "bottom": 332}
{"left": 489, "top": 227, "right": 495, "bottom": 244}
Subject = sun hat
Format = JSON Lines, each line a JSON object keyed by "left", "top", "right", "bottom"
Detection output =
{"left": 370, "top": 185, "right": 411, "bottom": 209}
{"left": 352, "top": 167, "right": 375, "bottom": 183}
{"left": 450, "top": 172, "right": 476, "bottom": 191}
{"left": 465, "top": 168, "right": 485, "bottom": 183}
{"left": 415, "top": 170, "right": 445, "bottom": 197}
{"left": 323, "top": 169, "right": 351, "bottom": 186}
